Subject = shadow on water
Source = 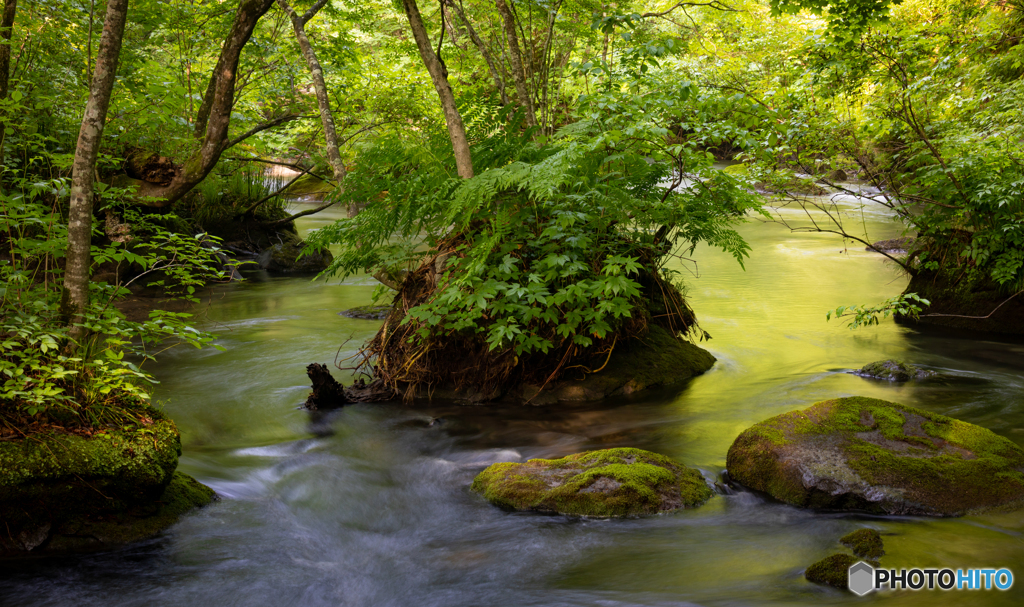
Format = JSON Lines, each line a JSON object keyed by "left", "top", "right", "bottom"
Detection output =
{"left": 3, "top": 196, "right": 1024, "bottom": 606}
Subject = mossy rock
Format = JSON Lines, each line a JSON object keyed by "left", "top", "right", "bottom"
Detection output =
{"left": 2, "top": 472, "right": 215, "bottom": 557}
{"left": 0, "top": 411, "right": 181, "bottom": 518}
{"left": 856, "top": 359, "right": 935, "bottom": 382}
{"left": 840, "top": 528, "right": 885, "bottom": 559}
{"left": 806, "top": 553, "right": 872, "bottom": 589}
{"left": 339, "top": 304, "right": 392, "bottom": 320}
{"left": 257, "top": 232, "right": 333, "bottom": 274}
{"left": 726, "top": 397, "right": 1024, "bottom": 516}
{"left": 471, "top": 447, "right": 713, "bottom": 517}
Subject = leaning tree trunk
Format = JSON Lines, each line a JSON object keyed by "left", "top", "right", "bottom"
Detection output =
{"left": 495, "top": 0, "right": 536, "bottom": 128}
{"left": 0, "top": 0, "right": 17, "bottom": 175}
{"left": 61, "top": 0, "right": 129, "bottom": 340}
{"left": 134, "top": 0, "right": 276, "bottom": 206}
{"left": 401, "top": 0, "right": 474, "bottom": 179}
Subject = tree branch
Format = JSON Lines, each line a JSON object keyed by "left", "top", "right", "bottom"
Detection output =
{"left": 225, "top": 113, "right": 309, "bottom": 149}
{"left": 261, "top": 200, "right": 336, "bottom": 229}
{"left": 642, "top": 1, "right": 736, "bottom": 18}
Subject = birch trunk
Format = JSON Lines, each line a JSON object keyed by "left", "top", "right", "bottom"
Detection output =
{"left": 62, "top": 0, "right": 129, "bottom": 339}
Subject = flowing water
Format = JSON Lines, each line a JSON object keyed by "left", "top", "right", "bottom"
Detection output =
{"left": 3, "top": 191, "right": 1024, "bottom": 606}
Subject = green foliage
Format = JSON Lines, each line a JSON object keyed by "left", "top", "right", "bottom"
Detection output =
{"left": 310, "top": 66, "right": 764, "bottom": 358}
{"left": 1, "top": 178, "right": 225, "bottom": 428}
{"left": 826, "top": 292, "right": 929, "bottom": 328}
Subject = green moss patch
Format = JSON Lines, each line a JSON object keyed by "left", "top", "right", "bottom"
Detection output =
{"left": 726, "top": 397, "right": 1024, "bottom": 516}
{"left": 806, "top": 553, "right": 872, "bottom": 589}
{"left": 471, "top": 447, "right": 713, "bottom": 517}
{"left": 840, "top": 529, "right": 885, "bottom": 559}
{"left": 0, "top": 410, "right": 181, "bottom": 516}
{"left": 857, "top": 360, "right": 935, "bottom": 382}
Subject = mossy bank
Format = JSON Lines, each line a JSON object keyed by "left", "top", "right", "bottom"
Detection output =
{"left": 0, "top": 408, "right": 214, "bottom": 557}
{"left": 399, "top": 325, "right": 716, "bottom": 404}
{"left": 471, "top": 447, "right": 713, "bottom": 517}
{"left": 726, "top": 397, "right": 1024, "bottom": 516}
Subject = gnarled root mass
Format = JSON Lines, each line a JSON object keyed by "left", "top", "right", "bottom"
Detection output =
{"left": 344, "top": 236, "right": 707, "bottom": 403}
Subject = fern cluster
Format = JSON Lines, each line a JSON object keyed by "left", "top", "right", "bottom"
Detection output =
{"left": 308, "top": 94, "right": 761, "bottom": 370}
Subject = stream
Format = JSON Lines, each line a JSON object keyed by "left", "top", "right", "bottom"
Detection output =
{"left": 2, "top": 191, "right": 1023, "bottom": 606}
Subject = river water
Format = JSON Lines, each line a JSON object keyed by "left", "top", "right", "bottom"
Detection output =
{"left": 3, "top": 192, "right": 1023, "bottom": 606}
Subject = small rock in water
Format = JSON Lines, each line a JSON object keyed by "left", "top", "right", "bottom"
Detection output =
{"left": 806, "top": 554, "right": 876, "bottom": 589}
{"left": 339, "top": 305, "right": 392, "bottom": 320}
{"left": 840, "top": 528, "right": 885, "bottom": 559}
{"left": 857, "top": 359, "right": 935, "bottom": 381}
{"left": 866, "top": 236, "right": 915, "bottom": 253}
{"left": 472, "top": 447, "right": 712, "bottom": 517}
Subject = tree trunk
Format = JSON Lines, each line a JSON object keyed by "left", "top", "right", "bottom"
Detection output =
{"left": 136, "top": 0, "right": 275, "bottom": 206}
{"left": 448, "top": 0, "right": 508, "bottom": 105}
{"left": 0, "top": 0, "right": 15, "bottom": 100}
{"left": 401, "top": 0, "right": 473, "bottom": 179}
{"left": 276, "top": 0, "right": 346, "bottom": 185}
{"left": 61, "top": 0, "right": 129, "bottom": 339}
{"left": 495, "top": 0, "right": 536, "bottom": 127}
{"left": 0, "top": 0, "right": 16, "bottom": 175}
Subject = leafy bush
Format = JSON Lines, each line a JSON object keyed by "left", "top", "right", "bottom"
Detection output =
{"left": 1, "top": 178, "right": 225, "bottom": 430}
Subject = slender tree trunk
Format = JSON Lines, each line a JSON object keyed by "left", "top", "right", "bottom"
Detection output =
{"left": 495, "top": 0, "right": 536, "bottom": 127}
{"left": 448, "top": 0, "right": 508, "bottom": 105}
{"left": 0, "top": 0, "right": 15, "bottom": 100}
{"left": 62, "top": 0, "right": 129, "bottom": 339}
{"left": 276, "top": 0, "right": 345, "bottom": 184}
{"left": 0, "top": 0, "right": 17, "bottom": 176}
{"left": 401, "top": 0, "right": 473, "bottom": 179}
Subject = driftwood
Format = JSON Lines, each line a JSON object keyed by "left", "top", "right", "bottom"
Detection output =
{"left": 304, "top": 363, "right": 348, "bottom": 409}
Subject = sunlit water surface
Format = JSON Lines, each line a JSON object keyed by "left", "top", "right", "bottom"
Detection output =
{"left": 3, "top": 193, "right": 1023, "bottom": 606}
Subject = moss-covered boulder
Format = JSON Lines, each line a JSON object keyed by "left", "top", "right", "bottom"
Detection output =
{"left": 726, "top": 397, "right": 1024, "bottom": 516}
{"left": 258, "top": 232, "right": 333, "bottom": 274}
{"left": 840, "top": 529, "right": 885, "bottom": 559}
{"left": 471, "top": 447, "right": 713, "bottom": 517}
{"left": 805, "top": 554, "right": 861, "bottom": 589}
{"left": 856, "top": 359, "right": 935, "bottom": 381}
{"left": 0, "top": 410, "right": 214, "bottom": 557}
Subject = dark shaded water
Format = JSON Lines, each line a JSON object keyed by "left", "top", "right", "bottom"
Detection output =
{"left": 3, "top": 196, "right": 1023, "bottom": 606}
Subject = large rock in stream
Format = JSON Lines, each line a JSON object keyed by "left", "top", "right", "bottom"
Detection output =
{"left": 0, "top": 408, "right": 214, "bottom": 557}
{"left": 726, "top": 397, "right": 1024, "bottom": 516}
{"left": 258, "top": 232, "right": 333, "bottom": 274}
{"left": 471, "top": 447, "right": 713, "bottom": 517}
